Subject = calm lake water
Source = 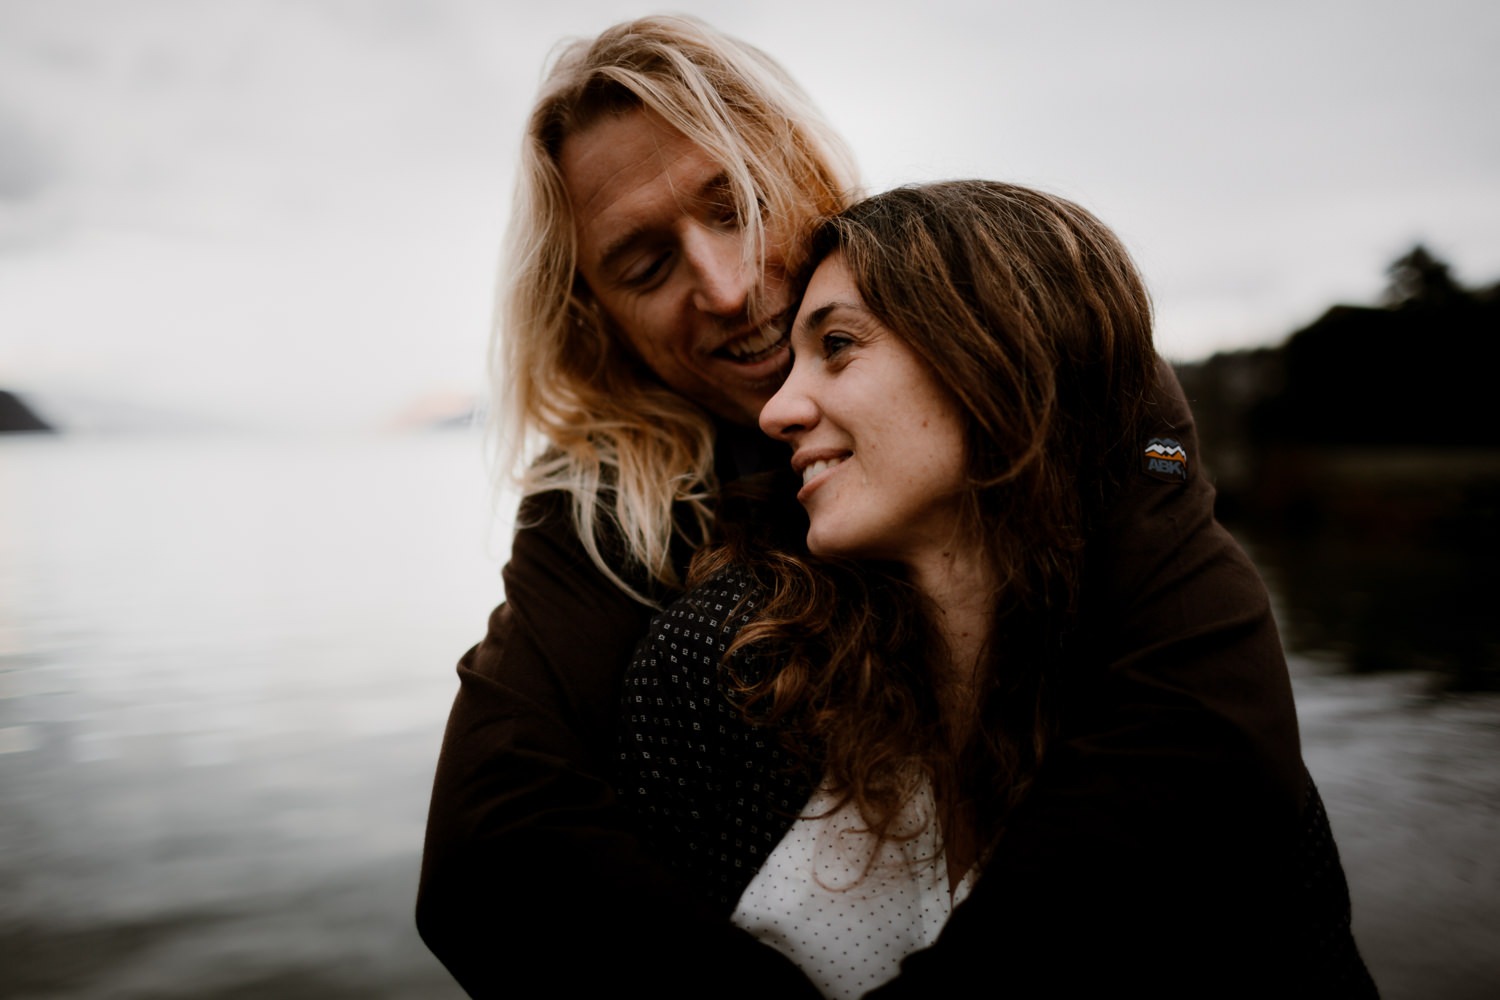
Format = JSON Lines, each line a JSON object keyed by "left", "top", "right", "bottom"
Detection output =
{"left": 1, "top": 434, "right": 1496, "bottom": 998}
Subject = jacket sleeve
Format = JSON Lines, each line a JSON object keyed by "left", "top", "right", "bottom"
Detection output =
{"left": 865, "top": 361, "right": 1370, "bottom": 998}
{"left": 416, "top": 490, "right": 821, "bottom": 998}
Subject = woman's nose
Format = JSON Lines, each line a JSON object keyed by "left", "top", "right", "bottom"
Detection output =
{"left": 759, "top": 368, "right": 818, "bottom": 442}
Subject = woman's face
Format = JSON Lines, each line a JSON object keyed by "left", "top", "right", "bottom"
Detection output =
{"left": 760, "top": 255, "right": 969, "bottom": 569}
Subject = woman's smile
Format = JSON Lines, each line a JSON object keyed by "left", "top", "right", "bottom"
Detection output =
{"left": 795, "top": 452, "right": 849, "bottom": 496}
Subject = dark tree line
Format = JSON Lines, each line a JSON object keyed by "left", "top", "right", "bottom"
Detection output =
{"left": 1252, "top": 245, "right": 1497, "bottom": 449}
{"left": 1179, "top": 245, "right": 1499, "bottom": 463}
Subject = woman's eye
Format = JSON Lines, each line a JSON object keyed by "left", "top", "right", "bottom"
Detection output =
{"left": 822, "top": 333, "right": 854, "bottom": 359}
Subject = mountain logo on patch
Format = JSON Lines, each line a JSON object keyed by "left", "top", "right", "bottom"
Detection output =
{"left": 1142, "top": 437, "right": 1188, "bottom": 482}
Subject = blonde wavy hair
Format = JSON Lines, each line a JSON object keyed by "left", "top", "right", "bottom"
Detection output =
{"left": 493, "top": 15, "right": 858, "bottom": 600}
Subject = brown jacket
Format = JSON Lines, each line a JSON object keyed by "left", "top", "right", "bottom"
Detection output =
{"left": 417, "top": 363, "right": 1372, "bottom": 997}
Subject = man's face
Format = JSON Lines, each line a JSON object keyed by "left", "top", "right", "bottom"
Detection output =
{"left": 560, "top": 109, "right": 792, "bottom": 426}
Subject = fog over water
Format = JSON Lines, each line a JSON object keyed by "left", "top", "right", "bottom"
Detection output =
{"left": 1, "top": 434, "right": 1496, "bottom": 998}
{"left": 3, "top": 0, "right": 1499, "bottom": 430}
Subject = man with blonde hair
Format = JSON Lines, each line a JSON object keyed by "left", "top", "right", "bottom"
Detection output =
{"left": 419, "top": 16, "right": 854, "bottom": 997}
{"left": 496, "top": 14, "right": 856, "bottom": 598}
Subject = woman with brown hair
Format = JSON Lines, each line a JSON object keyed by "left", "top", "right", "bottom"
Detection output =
{"left": 618, "top": 181, "right": 1376, "bottom": 997}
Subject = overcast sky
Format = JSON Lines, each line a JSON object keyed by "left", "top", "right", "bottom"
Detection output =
{"left": 2, "top": 0, "right": 1496, "bottom": 430}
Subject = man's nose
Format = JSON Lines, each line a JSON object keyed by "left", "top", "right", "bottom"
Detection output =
{"left": 685, "top": 228, "right": 752, "bottom": 317}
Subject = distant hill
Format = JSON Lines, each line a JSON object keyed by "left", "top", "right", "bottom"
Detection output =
{"left": 0, "top": 390, "right": 53, "bottom": 432}
{"left": 0, "top": 390, "right": 235, "bottom": 434}
{"left": 1179, "top": 245, "right": 1498, "bottom": 453}
{"left": 1174, "top": 245, "right": 1500, "bottom": 531}
{"left": 1247, "top": 297, "right": 1499, "bottom": 450}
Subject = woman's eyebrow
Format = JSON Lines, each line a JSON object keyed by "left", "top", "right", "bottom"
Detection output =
{"left": 798, "top": 300, "right": 864, "bottom": 334}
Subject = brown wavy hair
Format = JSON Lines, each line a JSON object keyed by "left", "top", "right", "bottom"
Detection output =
{"left": 695, "top": 180, "right": 1158, "bottom": 859}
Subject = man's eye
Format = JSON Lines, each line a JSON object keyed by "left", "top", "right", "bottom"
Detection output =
{"left": 712, "top": 199, "right": 742, "bottom": 229}
{"left": 622, "top": 253, "right": 671, "bottom": 287}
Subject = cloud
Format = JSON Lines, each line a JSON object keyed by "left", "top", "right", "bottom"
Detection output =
{"left": 0, "top": 102, "right": 56, "bottom": 201}
{"left": 1, "top": 0, "right": 1497, "bottom": 428}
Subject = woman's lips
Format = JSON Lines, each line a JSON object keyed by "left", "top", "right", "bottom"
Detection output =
{"left": 801, "top": 456, "right": 845, "bottom": 486}
{"left": 796, "top": 454, "right": 849, "bottom": 502}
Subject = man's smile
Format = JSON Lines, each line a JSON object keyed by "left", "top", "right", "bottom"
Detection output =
{"left": 716, "top": 326, "right": 789, "bottom": 363}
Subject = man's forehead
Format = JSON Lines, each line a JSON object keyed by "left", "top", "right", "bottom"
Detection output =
{"left": 561, "top": 111, "right": 725, "bottom": 230}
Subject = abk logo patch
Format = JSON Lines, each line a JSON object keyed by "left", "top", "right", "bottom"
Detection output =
{"left": 1142, "top": 437, "right": 1188, "bottom": 482}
